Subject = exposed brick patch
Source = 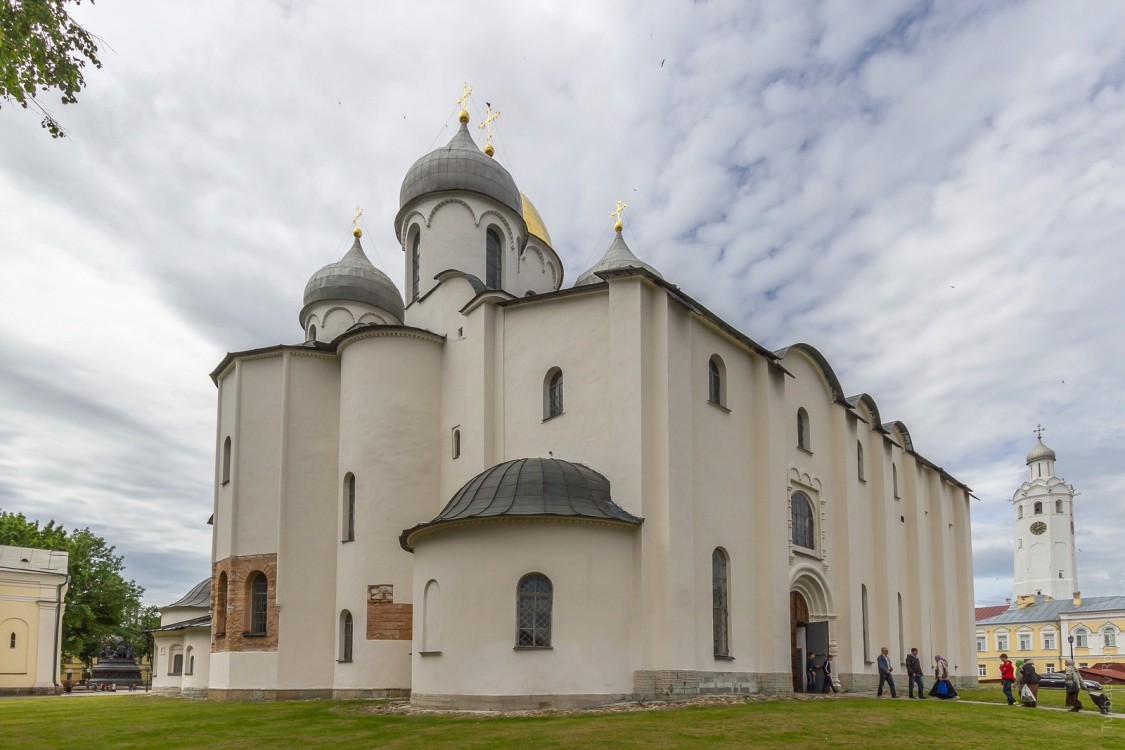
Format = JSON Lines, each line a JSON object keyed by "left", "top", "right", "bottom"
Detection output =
{"left": 366, "top": 584, "right": 412, "bottom": 641}
{"left": 211, "top": 554, "right": 278, "bottom": 653}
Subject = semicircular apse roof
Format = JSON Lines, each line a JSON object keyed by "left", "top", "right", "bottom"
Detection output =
{"left": 400, "top": 457, "right": 642, "bottom": 551}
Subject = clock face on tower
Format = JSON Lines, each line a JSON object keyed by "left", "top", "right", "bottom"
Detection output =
{"left": 1030, "top": 521, "right": 1047, "bottom": 535}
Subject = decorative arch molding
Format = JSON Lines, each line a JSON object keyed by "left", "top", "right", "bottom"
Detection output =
{"left": 321, "top": 305, "right": 357, "bottom": 323}
{"left": 774, "top": 343, "right": 846, "bottom": 404}
{"left": 789, "top": 564, "right": 834, "bottom": 619}
{"left": 788, "top": 466, "right": 823, "bottom": 493}
{"left": 521, "top": 243, "right": 547, "bottom": 273}
{"left": 357, "top": 311, "right": 392, "bottom": 326}
{"left": 428, "top": 197, "right": 478, "bottom": 227}
{"left": 845, "top": 393, "right": 885, "bottom": 431}
{"left": 478, "top": 209, "right": 520, "bottom": 254}
{"left": 880, "top": 420, "right": 914, "bottom": 451}
{"left": 397, "top": 210, "right": 429, "bottom": 247}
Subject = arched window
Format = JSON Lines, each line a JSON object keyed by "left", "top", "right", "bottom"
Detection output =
{"left": 248, "top": 572, "right": 268, "bottom": 636}
{"left": 1033, "top": 501, "right": 1043, "bottom": 515}
{"left": 410, "top": 230, "right": 421, "bottom": 301}
{"left": 797, "top": 408, "right": 810, "bottom": 450}
{"left": 1075, "top": 627, "right": 1088, "bottom": 648}
{"left": 188, "top": 654, "right": 195, "bottom": 675}
{"left": 486, "top": 228, "right": 502, "bottom": 289}
{"left": 892, "top": 463, "right": 899, "bottom": 498}
{"left": 791, "top": 492, "right": 815, "bottom": 550}
{"left": 340, "top": 610, "right": 353, "bottom": 662}
{"left": 307, "top": 324, "right": 316, "bottom": 341}
{"left": 516, "top": 573, "right": 552, "bottom": 648}
{"left": 342, "top": 473, "right": 355, "bottom": 542}
{"left": 221, "top": 436, "right": 232, "bottom": 485}
{"left": 215, "top": 572, "right": 228, "bottom": 634}
{"left": 1018, "top": 505, "right": 1024, "bottom": 519}
{"left": 861, "top": 584, "right": 870, "bottom": 662}
{"left": 897, "top": 592, "right": 904, "bottom": 659}
{"left": 8, "top": 632, "right": 14, "bottom": 648}
{"left": 171, "top": 651, "right": 183, "bottom": 676}
{"left": 1104, "top": 627, "right": 1117, "bottom": 647}
{"left": 712, "top": 548, "right": 730, "bottom": 657}
{"left": 544, "top": 367, "right": 563, "bottom": 419}
{"left": 857, "top": 441, "right": 865, "bottom": 480}
{"left": 452, "top": 428, "right": 461, "bottom": 459}
{"left": 1055, "top": 499, "right": 1063, "bottom": 513}
{"left": 708, "top": 355, "right": 725, "bottom": 406}
{"left": 423, "top": 579, "right": 441, "bottom": 652}
{"left": 185, "top": 646, "right": 194, "bottom": 675}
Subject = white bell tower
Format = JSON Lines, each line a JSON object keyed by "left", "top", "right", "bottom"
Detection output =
{"left": 1011, "top": 427, "right": 1078, "bottom": 601}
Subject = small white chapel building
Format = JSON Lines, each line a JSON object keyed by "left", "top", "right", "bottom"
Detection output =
{"left": 201, "top": 104, "right": 977, "bottom": 707}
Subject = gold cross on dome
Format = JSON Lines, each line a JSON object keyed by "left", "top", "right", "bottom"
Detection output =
{"left": 351, "top": 205, "right": 364, "bottom": 237}
{"left": 478, "top": 103, "right": 500, "bottom": 155}
{"left": 456, "top": 82, "right": 474, "bottom": 112}
{"left": 611, "top": 201, "right": 628, "bottom": 230}
{"left": 1034, "top": 424, "right": 1045, "bottom": 440}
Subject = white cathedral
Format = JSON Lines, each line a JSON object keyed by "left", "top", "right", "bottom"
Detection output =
{"left": 152, "top": 104, "right": 978, "bottom": 707}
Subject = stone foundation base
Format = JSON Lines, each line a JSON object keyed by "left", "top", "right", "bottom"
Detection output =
{"left": 0, "top": 686, "right": 60, "bottom": 696}
{"left": 633, "top": 670, "right": 795, "bottom": 701}
{"left": 412, "top": 692, "right": 630, "bottom": 710}
{"left": 207, "top": 687, "right": 409, "bottom": 701}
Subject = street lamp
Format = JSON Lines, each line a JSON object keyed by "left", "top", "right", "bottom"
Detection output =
{"left": 1068, "top": 635, "right": 1074, "bottom": 661}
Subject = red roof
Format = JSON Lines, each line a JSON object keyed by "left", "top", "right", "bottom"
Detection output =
{"left": 975, "top": 605, "right": 1009, "bottom": 622}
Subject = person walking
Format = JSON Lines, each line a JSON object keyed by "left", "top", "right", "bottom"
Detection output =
{"left": 822, "top": 654, "right": 839, "bottom": 694}
{"left": 1019, "top": 658, "right": 1040, "bottom": 707}
{"left": 905, "top": 647, "right": 925, "bottom": 698}
{"left": 807, "top": 652, "right": 818, "bottom": 692}
{"left": 929, "top": 654, "right": 958, "bottom": 699}
{"left": 877, "top": 647, "right": 897, "bottom": 698}
{"left": 1064, "top": 659, "right": 1084, "bottom": 712}
{"left": 999, "top": 653, "right": 1016, "bottom": 705}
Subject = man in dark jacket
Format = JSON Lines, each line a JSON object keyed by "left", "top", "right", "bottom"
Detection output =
{"left": 905, "top": 647, "right": 925, "bottom": 698}
{"left": 806, "top": 652, "right": 818, "bottom": 692}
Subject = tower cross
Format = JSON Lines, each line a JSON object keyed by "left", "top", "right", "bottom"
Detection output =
{"left": 352, "top": 205, "right": 364, "bottom": 228}
{"left": 611, "top": 201, "right": 628, "bottom": 231}
{"left": 1034, "top": 424, "right": 1045, "bottom": 440}
{"left": 478, "top": 103, "right": 500, "bottom": 156}
{"left": 456, "top": 82, "right": 473, "bottom": 122}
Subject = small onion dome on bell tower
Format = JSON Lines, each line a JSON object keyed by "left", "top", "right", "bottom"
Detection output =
{"left": 395, "top": 113, "right": 523, "bottom": 236}
{"left": 1026, "top": 437, "right": 1056, "bottom": 464}
{"left": 574, "top": 225, "right": 663, "bottom": 287}
{"left": 301, "top": 232, "right": 405, "bottom": 331}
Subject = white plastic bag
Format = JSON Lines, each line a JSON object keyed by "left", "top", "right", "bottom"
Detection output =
{"left": 1020, "top": 684, "right": 1035, "bottom": 703}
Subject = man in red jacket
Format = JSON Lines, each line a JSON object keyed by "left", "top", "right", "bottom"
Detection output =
{"left": 999, "top": 653, "right": 1016, "bottom": 705}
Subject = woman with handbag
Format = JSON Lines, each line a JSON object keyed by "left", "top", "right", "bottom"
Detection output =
{"left": 1019, "top": 658, "right": 1040, "bottom": 707}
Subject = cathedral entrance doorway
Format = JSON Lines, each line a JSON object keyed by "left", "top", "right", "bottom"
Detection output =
{"left": 790, "top": 589, "right": 830, "bottom": 692}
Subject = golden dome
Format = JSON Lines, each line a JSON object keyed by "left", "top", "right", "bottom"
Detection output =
{"left": 520, "top": 192, "right": 552, "bottom": 247}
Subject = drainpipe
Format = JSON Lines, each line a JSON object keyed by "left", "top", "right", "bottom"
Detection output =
{"left": 52, "top": 574, "right": 69, "bottom": 689}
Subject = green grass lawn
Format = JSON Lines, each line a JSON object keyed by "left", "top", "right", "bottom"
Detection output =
{"left": 0, "top": 693, "right": 1120, "bottom": 750}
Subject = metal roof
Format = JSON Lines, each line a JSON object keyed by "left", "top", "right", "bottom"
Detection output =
{"left": 398, "top": 121, "right": 522, "bottom": 219}
{"left": 977, "top": 595, "right": 1125, "bottom": 625}
{"left": 302, "top": 237, "right": 404, "bottom": 322}
{"left": 574, "top": 229, "right": 663, "bottom": 287}
{"left": 164, "top": 578, "right": 211, "bottom": 609}
{"left": 0, "top": 545, "right": 68, "bottom": 575}
{"left": 400, "top": 458, "right": 642, "bottom": 551}
{"left": 150, "top": 614, "right": 211, "bottom": 632}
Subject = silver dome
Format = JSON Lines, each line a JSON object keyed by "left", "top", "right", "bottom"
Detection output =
{"left": 1026, "top": 438, "right": 1056, "bottom": 464}
{"left": 574, "top": 229, "right": 663, "bottom": 286}
{"left": 398, "top": 121, "right": 522, "bottom": 218}
{"left": 302, "top": 237, "right": 404, "bottom": 323}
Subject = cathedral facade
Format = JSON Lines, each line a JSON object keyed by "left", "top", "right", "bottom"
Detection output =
{"left": 204, "top": 107, "right": 976, "bottom": 707}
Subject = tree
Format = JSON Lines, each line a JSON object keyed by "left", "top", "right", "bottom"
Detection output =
{"left": 0, "top": 510, "right": 146, "bottom": 663}
{"left": 0, "top": 0, "right": 102, "bottom": 137}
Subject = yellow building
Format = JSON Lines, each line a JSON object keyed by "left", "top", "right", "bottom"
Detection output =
{"left": 976, "top": 594, "right": 1125, "bottom": 680}
{"left": 0, "top": 545, "right": 69, "bottom": 695}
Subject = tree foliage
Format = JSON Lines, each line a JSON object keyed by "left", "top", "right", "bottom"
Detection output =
{"left": 0, "top": 510, "right": 146, "bottom": 663}
{"left": 0, "top": 0, "right": 101, "bottom": 137}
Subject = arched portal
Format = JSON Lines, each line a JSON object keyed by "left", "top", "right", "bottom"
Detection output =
{"left": 790, "top": 568, "right": 834, "bottom": 693}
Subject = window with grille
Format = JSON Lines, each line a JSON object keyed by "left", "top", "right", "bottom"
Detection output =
{"left": 857, "top": 441, "right": 865, "bottom": 480}
{"left": 708, "top": 356, "right": 725, "bottom": 406}
{"left": 340, "top": 611, "right": 353, "bottom": 662}
{"left": 712, "top": 548, "right": 730, "bottom": 657}
{"left": 797, "top": 408, "right": 810, "bottom": 450}
{"left": 411, "top": 232, "right": 421, "bottom": 300}
{"left": 343, "top": 473, "right": 356, "bottom": 542}
{"left": 547, "top": 370, "right": 563, "bottom": 418}
{"left": 248, "top": 573, "right": 268, "bottom": 635}
{"left": 486, "top": 228, "right": 502, "bottom": 289}
{"left": 791, "top": 492, "right": 815, "bottom": 550}
{"left": 516, "top": 574, "right": 552, "bottom": 648}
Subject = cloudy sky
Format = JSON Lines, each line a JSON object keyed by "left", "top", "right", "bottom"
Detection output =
{"left": 1, "top": 0, "right": 1122, "bottom": 607}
